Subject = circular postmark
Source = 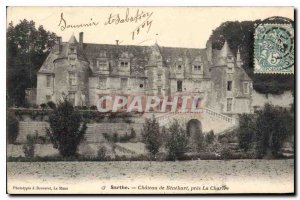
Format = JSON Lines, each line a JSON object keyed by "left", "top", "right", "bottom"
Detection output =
{"left": 254, "top": 23, "right": 294, "bottom": 74}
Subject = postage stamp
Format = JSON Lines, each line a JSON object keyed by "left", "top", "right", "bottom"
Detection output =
{"left": 254, "top": 23, "right": 294, "bottom": 74}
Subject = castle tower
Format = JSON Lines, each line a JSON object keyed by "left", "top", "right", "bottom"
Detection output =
{"left": 53, "top": 33, "right": 90, "bottom": 106}
{"left": 145, "top": 43, "right": 165, "bottom": 96}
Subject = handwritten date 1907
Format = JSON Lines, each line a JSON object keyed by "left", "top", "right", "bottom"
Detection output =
{"left": 104, "top": 8, "right": 153, "bottom": 40}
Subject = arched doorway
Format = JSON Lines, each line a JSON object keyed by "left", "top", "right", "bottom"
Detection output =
{"left": 186, "top": 119, "right": 203, "bottom": 152}
{"left": 186, "top": 119, "right": 202, "bottom": 137}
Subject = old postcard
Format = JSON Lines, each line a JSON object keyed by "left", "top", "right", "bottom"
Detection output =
{"left": 6, "top": 7, "right": 294, "bottom": 194}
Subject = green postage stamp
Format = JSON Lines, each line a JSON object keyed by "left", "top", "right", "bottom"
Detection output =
{"left": 254, "top": 23, "right": 294, "bottom": 74}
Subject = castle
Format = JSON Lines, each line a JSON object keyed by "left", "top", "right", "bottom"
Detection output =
{"left": 37, "top": 32, "right": 253, "bottom": 115}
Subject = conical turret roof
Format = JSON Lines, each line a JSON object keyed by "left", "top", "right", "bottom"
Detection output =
{"left": 68, "top": 33, "right": 78, "bottom": 44}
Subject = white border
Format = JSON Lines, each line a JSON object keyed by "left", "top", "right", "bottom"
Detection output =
{"left": 0, "top": 1, "right": 299, "bottom": 199}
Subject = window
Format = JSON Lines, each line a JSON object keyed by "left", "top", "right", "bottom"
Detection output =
{"left": 178, "top": 65, "right": 182, "bottom": 70}
{"left": 158, "top": 87, "right": 162, "bottom": 95}
{"left": 98, "top": 77, "right": 107, "bottom": 89}
{"left": 227, "top": 98, "right": 233, "bottom": 112}
{"left": 97, "top": 60, "right": 108, "bottom": 70}
{"left": 227, "top": 81, "right": 233, "bottom": 91}
{"left": 69, "top": 92, "right": 76, "bottom": 105}
{"left": 69, "top": 72, "right": 76, "bottom": 86}
{"left": 46, "top": 95, "right": 51, "bottom": 101}
{"left": 99, "top": 95, "right": 106, "bottom": 109}
{"left": 227, "top": 67, "right": 233, "bottom": 72}
{"left": 69, "top": 57, "right": 76, "bottom": 66}
{"left": 194, "top": 65, "right": 201, "bottom": 71}
{"left": 243, "top": 82, "right": 249, "bottom": 94}
{"left": 177, "top": 80, "right": 182, "bottom": 92}
{"left": 158, "top": 74, "right": 162, "bottom": 81}
{"left": 46, "top": 75, "right": 51, "bottom": 87}
{"left": 70, "top": 47, "right": 75, "bottom": 54}
{"left": 121, "top": 78, "right": 128, "bottom": 89}
{"left": 120, "top": 61, "right": 129, "bottom": 68}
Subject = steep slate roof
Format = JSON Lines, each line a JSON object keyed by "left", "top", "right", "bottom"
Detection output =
{"left": 39, "top": 42, "right": 211, "bottom": 78}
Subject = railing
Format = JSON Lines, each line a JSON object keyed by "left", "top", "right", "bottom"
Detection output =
{"left": 204, "top": 108, "right": 235, "bottom": 124}
{"left": 152, "top": 107, "right": 236, "bottom": 125}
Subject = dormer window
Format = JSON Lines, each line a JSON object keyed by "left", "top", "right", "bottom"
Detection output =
{"left": 120, "top": 61, "right": 129, "bottom": 68}
{"left": 194, "top": 65, "right": 201, "bottom": 71}
{"left": 99, "top": 51, "right": 107, "bottom": 58}
{"left": 70, "top": 47, "right": 75, "bottom": 53}
{"left": 97, "top": 60, "right": 108, "bottom": 71}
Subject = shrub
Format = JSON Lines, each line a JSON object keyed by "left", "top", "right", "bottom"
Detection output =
{"left": 40, "top": 103, "right": 47, "bottom": 109}
{"left": 238, "top": 104, "right": 294, "bottom": 158}
{"left": 7, "top": 112, "right": 19, "bottom": 144}
{"left": 141, "top": 116, "right": 162, "bottom": 158}
{"left": 119, "top": 128, "right": 136, "bottom": 143}
{"left": 238, "top": 114, "right": 256, "bottom": 151}
{"left": 90, "top": 105, "right": 97, "bottom": 110}
{"left": 23, "top": 134, "right": 35, "bottom": 158}
{"left": 113, "top": 132, "right": 119, "bottom": 143}
{"left": 205, "top": 130, "right": 215, "bottom": 144}
{"left": 130, "top": 128, "right": 136, "bottom": 139}
{"left": 46, "top": 100, "right": 87, "bottom": 158}
{"left": 47, "top": 101, "right": 56, "bottom": 109}
{"left": 220, "top": 147, "right": 231, "bottom": 160}
{"left": 166, "top": 120, "right": 189, "bottom": 161}
{"left": 97, "top": 146, "right": 107, "bottom": 160}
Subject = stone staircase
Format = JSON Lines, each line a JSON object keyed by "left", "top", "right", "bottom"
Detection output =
{"left": 152, "top": 108, "right": 237, "bottom": 135}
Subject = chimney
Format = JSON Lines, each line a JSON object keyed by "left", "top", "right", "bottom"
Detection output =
{"left": 79, "top": 32, "right": 83, "bottom": 45}
{"left": 56, "top": 36, "right": 62, "bottom": 53}
{"left": 116, "top": 40, "right": 119, "bottom": 46}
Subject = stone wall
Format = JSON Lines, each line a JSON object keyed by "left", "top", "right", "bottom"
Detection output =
{"left": 16, "top": 121, "right": 143, "bottom": 144}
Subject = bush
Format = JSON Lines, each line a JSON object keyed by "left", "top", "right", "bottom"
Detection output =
{"left": 97, "top": 146, "right": 107, "bottom": 160}
{"left": 141, "top": 116, "right": 162, "bottom": 158}
{"left": 47, "top": 101, "right": 56, "bottom": 109}
{"left": 23, "top": 135, "right": 35, "bottom": 158}
{"left": 7, "top": 112, "right": 19, "bottom": 144}
{"left": 46, "top": 100, "right": 87, "bottom": 158}
{"left": 238, "top": 104, "right": 294, "bottom": 158}
{"left": 205, "top": 130, "right": 215, "bottom": 144}
{"left": 90, "top": 105, "right": 97, "bottom": 110}
{"left": 166, "top": 120, "right": 189, "bottom": 161}
{"left": 238, "top": 114, "right": 256, "bottom": 151}
{"left": 40, "top": 103, "right": 47, "bottom": 109}
{"left": 113, "top": 132, "right": 119, "bottom": 143}
{"left": 220, "top": 148, "right": 231, "bottom": 160}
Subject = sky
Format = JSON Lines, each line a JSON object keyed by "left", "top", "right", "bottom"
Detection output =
{"left": 7, "top": 7, "right": 294, "bottom": 48}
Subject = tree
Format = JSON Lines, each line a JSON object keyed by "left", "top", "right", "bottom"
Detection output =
{"left": 237, "top": 104, "right": 294, "bottom": 158}
{"left": 7, "top": 112, "right": 19, "bottom": 144}
{"left": 209, "top": 20, "right": 294, "bottom": 95}
{"left": 238, "top": 114, "right": 256, "bottom": 151}
{"left": 166, "top": 120, "right": 189, "bottom": 161}
{"left": 46, "top": 100, "right": 87, "bottom": 158}
{"left": 255, "top": 104, "right": 293, "bottom": 158}
{"left": 141, "top": 116, "right": 162, "bottom": 158}
{"left": 7, "top": 19, "right": 57, "bottom": 107}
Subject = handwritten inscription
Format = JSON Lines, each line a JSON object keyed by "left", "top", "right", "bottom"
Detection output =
{"left": 104, "top": 8, "right": 153, "bottom": 40}
{"left": 58, "top": 13, "right": 99, "bottom": 31}
{"left": 58, "top": 8, "right": 154, "bottom": 40}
